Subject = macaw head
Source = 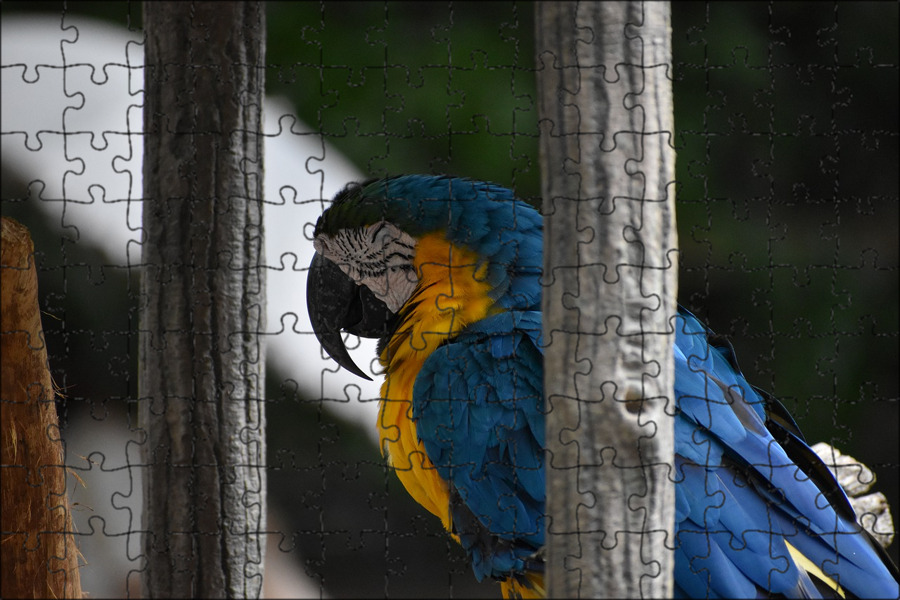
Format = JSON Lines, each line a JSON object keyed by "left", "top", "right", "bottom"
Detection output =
{"left": 307, "top": 174, "right": 542, "bottom": 380}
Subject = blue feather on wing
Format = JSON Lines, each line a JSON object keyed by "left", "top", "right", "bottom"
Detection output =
{"left": 413, "top": 310, "right": 545, "bottom": 582}
{"left": 672, "top": 307, "right": 898, "bottom": 598}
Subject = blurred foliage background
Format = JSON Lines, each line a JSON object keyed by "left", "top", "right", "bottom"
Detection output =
{"left": 2, "top": 1, "right": 897, "bottom": 597}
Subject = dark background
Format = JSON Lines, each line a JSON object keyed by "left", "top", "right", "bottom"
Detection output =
{"left": 2, "top": 2, "right": 897, "bottom": 597}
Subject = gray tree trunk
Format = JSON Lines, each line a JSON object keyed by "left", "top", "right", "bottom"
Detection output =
{"left": 536, "top": 2, "right": 677, "bottom": 597}
{"left": 140, "top": 3, "right": 266, "bottom": 598}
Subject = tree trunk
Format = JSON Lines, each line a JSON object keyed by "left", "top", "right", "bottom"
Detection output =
{"left": 140, "top": 3, "right": 266, "bottom": 597}
{"left": 536, "top": 2, "right": 677, "bottom": 597}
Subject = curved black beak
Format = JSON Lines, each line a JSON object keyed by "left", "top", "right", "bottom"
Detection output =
{"left": 307, "top": 252, "right": 399, "bottom": 380}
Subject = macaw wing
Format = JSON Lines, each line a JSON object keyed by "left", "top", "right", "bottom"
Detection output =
{"left": 412, "top": 310, "right": 545, "bottom": 582}
{"left": 673, "top": 308, "right": 898, "bottom": 598}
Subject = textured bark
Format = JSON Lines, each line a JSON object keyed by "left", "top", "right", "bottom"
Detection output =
{"left": 811, "top": 442, "right": 896, "bottom": 549}
{"left": 537, "top": 2, "right": 677, "bottom": 597}
{"left": 1, "top": 217, "right": 83, "bottom": 599}
{"left": 140, "top": 3, "right": 266, "bottom": 598}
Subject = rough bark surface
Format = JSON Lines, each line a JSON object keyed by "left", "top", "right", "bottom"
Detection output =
{"left": 537, "top": 2, "right": 677, "bottom": 597}
{"left": 1, "top": 216, "right": 84, "bottom": 599}
{"left": 140, "top": 3, "right": 266, "bottom": 598}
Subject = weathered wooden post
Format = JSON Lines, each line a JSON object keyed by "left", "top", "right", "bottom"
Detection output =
{"left": 140, "top": 3, "right": 267, "bottom": 597}
{"left": 537, "top": 2, "right": 677, "bottom": 597}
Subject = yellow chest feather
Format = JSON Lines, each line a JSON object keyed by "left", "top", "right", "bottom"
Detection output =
{"left": 376, "top": 233, "right": 496, "bottom": 529}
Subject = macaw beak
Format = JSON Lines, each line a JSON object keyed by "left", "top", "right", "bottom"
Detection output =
{"left": 307, "top": 252, "right": 398, "bottom": 380}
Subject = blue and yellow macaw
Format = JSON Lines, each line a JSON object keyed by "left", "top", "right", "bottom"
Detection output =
{"left": 307, "top": 174, "right": 898, "bottom": 598}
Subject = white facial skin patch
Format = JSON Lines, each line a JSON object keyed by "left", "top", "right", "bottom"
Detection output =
{"left": 314, "top": 220, "right": 419, "bottom": 314}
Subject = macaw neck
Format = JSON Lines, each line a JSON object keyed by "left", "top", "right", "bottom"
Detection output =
{"left": 379, "top": 233, "right": 497, "bottom": 375}
{"left": 375, "top": 232, "right": 500, "bottom": 530}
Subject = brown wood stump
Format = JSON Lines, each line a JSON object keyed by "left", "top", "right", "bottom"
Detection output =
{"left": 2, "top": 216, "right": 83, "bottom": 599}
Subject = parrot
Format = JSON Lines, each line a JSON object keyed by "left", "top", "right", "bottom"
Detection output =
{"left": 306, "top": 174, "right": 899, "bottom": 599}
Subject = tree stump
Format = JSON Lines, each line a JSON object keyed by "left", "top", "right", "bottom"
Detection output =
{"left": 1, "top": 216, "right": 83, "bottom": 599}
